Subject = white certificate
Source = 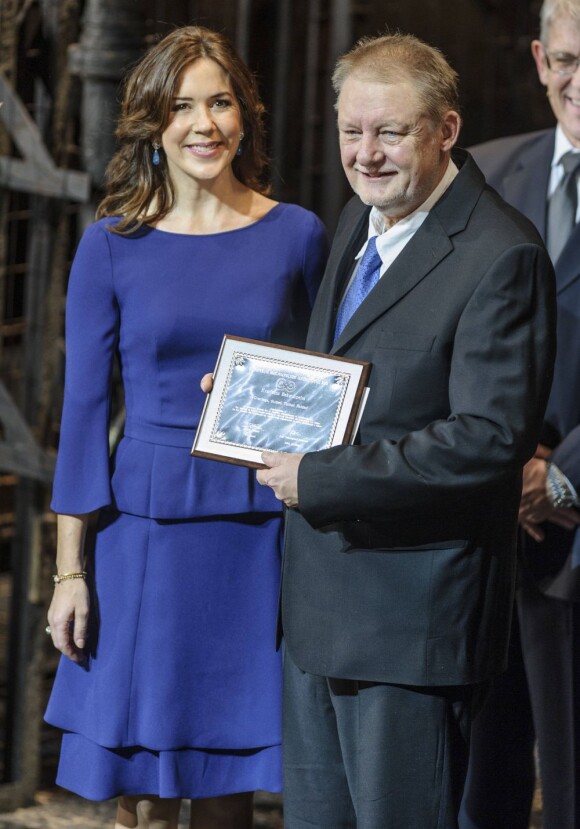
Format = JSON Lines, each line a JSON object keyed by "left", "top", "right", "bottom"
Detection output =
{"left": 191, "top": 335, "right": 370, "bottom": 468}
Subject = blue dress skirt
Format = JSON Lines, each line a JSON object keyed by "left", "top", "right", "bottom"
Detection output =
{"left": 47, "top": 510, "right": 284, "bottom": 800}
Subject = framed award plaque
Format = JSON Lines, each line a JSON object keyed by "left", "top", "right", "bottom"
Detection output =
{"left": 191, "top": 335, "right": 370, "bottom": 468}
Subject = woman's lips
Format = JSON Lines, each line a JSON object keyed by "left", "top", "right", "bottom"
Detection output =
{"left": 184, "top": 141, "right": 223, "bottom": 155}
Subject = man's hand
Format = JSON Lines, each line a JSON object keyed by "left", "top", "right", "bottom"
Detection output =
{"left": 519, "top": 456, "right": 552, "bottom": 525}
{"left": 520, "top": 510, "right": 580, "bottom": 542}
{"left": 519, "top": 452, "right": 580, "bottom": 541}
{"left": 256, "top": 451, "right": 304, "bottom": 508}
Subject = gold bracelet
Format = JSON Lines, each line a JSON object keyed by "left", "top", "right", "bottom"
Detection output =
{"left": 53, "top": 571, "right": 87, "bottom": 585}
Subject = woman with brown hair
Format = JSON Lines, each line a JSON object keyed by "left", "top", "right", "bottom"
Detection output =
{"left": 44, "top": 25, "right": 327, "bottom": 829}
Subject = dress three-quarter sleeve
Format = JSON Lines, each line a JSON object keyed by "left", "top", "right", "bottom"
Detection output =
{"left": 51, "top": 223, "right": 119, "bottom": 515}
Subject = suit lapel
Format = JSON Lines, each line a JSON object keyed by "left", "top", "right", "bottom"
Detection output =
{"left": 307, "top": 203, "right": 369, "bottom": 353}
{"left": 501, "top": 138, "right": 552, "bottom": 238}
{"left": 555, "top": 221, "right": 580, "bottom": 292}
{"left": 331, "top": 218, "right": 453, "bottom": 353}
{"left": 498, "top": 130, "right": 580, "bottom": 293}
{"left": 331, "top": 149, "right": 483, "bottom": 354}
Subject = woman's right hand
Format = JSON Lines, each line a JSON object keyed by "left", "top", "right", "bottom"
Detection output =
{"left": 200, "top": 373, "right": 214, "bottom": 393}
{"left": 47, "top": 579, "right": 90, "bottom": 663}
{"left": 49, "top": 513, "right": 91, "bottom": 663}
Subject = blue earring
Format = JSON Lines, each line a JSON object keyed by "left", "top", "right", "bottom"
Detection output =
{"left": 152, "top": 143, "right": 160, "bottom": 166}
{"left": 236, "top": 133, "right": 244, "bottom": 157}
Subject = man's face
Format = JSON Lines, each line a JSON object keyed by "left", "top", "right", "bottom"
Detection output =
{"left": 532, "top": 16, "right": 580, "bottom": 147}
{"left": 337, "top": 75, "right": 459, "bottom": 226}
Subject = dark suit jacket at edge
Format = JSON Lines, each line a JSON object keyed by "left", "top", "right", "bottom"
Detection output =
{"left": 281, "top": 148, "right": 556, "bottom": 686}
{"left": 472, "top": 129, "right": 580, "bottom": 601}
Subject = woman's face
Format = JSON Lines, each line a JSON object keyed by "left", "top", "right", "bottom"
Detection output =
{"left": 161, "top": 57, "right": 243, "bottom": 190}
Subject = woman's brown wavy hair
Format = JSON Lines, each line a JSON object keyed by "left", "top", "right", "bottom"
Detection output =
{"left": 96, "top": 26, "right": 270, "bottom": 234}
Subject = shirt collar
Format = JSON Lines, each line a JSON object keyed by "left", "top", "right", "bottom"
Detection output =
{"left": 552, "top": 124, "right": 580, "bottom": 168}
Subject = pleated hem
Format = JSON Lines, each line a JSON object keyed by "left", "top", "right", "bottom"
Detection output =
{"left": 56, "top": 732, "right": 283, "bottom": 801}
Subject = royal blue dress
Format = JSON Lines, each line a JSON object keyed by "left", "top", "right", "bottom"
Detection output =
{"left": 45, "top": 204, "right": 328, "bottom": 800}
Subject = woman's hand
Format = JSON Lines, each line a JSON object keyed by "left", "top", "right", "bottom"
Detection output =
{"left": 47, "top": 578, "right": 90, "bottom": 663}
{"left": 200, "top": 373, "right": 214, "bottom": 393}
{"left": 48, "top": 513, "right": 91, "bottom": 663}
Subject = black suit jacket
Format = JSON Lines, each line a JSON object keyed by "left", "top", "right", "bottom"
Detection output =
{"left": 472, "top": 129, "right": 580, "bottom": 601}
{"left": 281, "top": 149, "right": 556, "bottom": 686}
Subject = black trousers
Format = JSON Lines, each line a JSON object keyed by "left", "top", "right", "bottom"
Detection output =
{"left": 459, "top": 570, "right": 580, "bottom": 829}
{"left": 458, "top": 608, "right": 535, "bottom": 829}
{"left": 283, "top": 649, "right": 475, "bottom": 829}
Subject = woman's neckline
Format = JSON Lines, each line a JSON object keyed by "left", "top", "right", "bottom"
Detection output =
{"left": 146, "top": 202, "right": 283, "bottom": 238}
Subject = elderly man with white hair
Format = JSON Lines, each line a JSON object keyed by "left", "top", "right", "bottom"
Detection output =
{"left": 461, "top": 3, "right": 580, "bottom": 828}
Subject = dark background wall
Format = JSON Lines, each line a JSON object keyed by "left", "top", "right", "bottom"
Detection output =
{"left": 186, "top": 0, "right": 552, "bottom": 229}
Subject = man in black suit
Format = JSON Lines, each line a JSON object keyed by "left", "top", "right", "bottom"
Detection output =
{"left": 257, "top": 32, "right": 556, "bottom": 829}
{"left": 459, "top": 2, "right": 580, "bottom": 828}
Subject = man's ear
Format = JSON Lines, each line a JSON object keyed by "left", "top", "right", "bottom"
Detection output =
{"left": 531, "top": 39, "right": 549, "bottom": 87}
{"left": 440, "top": 110, "right": 462, "bottom": 152}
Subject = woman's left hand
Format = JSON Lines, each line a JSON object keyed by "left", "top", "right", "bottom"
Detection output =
{"left": 200, "top": 373, "right": 213, "bottom": 393}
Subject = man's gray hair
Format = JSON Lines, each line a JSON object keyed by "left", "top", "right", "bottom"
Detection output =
{"left": 540, "top": 0, "right": 580, "bottom": 43}
{"left": 332, "top": 32, "right": 459, "bottom": 125}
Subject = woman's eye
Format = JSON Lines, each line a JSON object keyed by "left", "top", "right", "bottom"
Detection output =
{"left": 213, "top": 98, "right": 232, "bottom": 109}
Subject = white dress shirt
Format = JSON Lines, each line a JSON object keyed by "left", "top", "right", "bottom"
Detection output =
{"left": 353, "top": 159, "right": 459, "bottom": 281}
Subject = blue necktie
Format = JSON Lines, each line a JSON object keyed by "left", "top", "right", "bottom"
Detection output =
{"left": 334, "top": 236, "right": 382, "bottom": 342}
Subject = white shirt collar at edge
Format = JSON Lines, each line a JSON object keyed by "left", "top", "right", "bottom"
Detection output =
{"left": 357, "top": 158, "right": 459, "bottom": 263}
{"left": 552, "top": 123, "right": 580, "bottom": 169}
